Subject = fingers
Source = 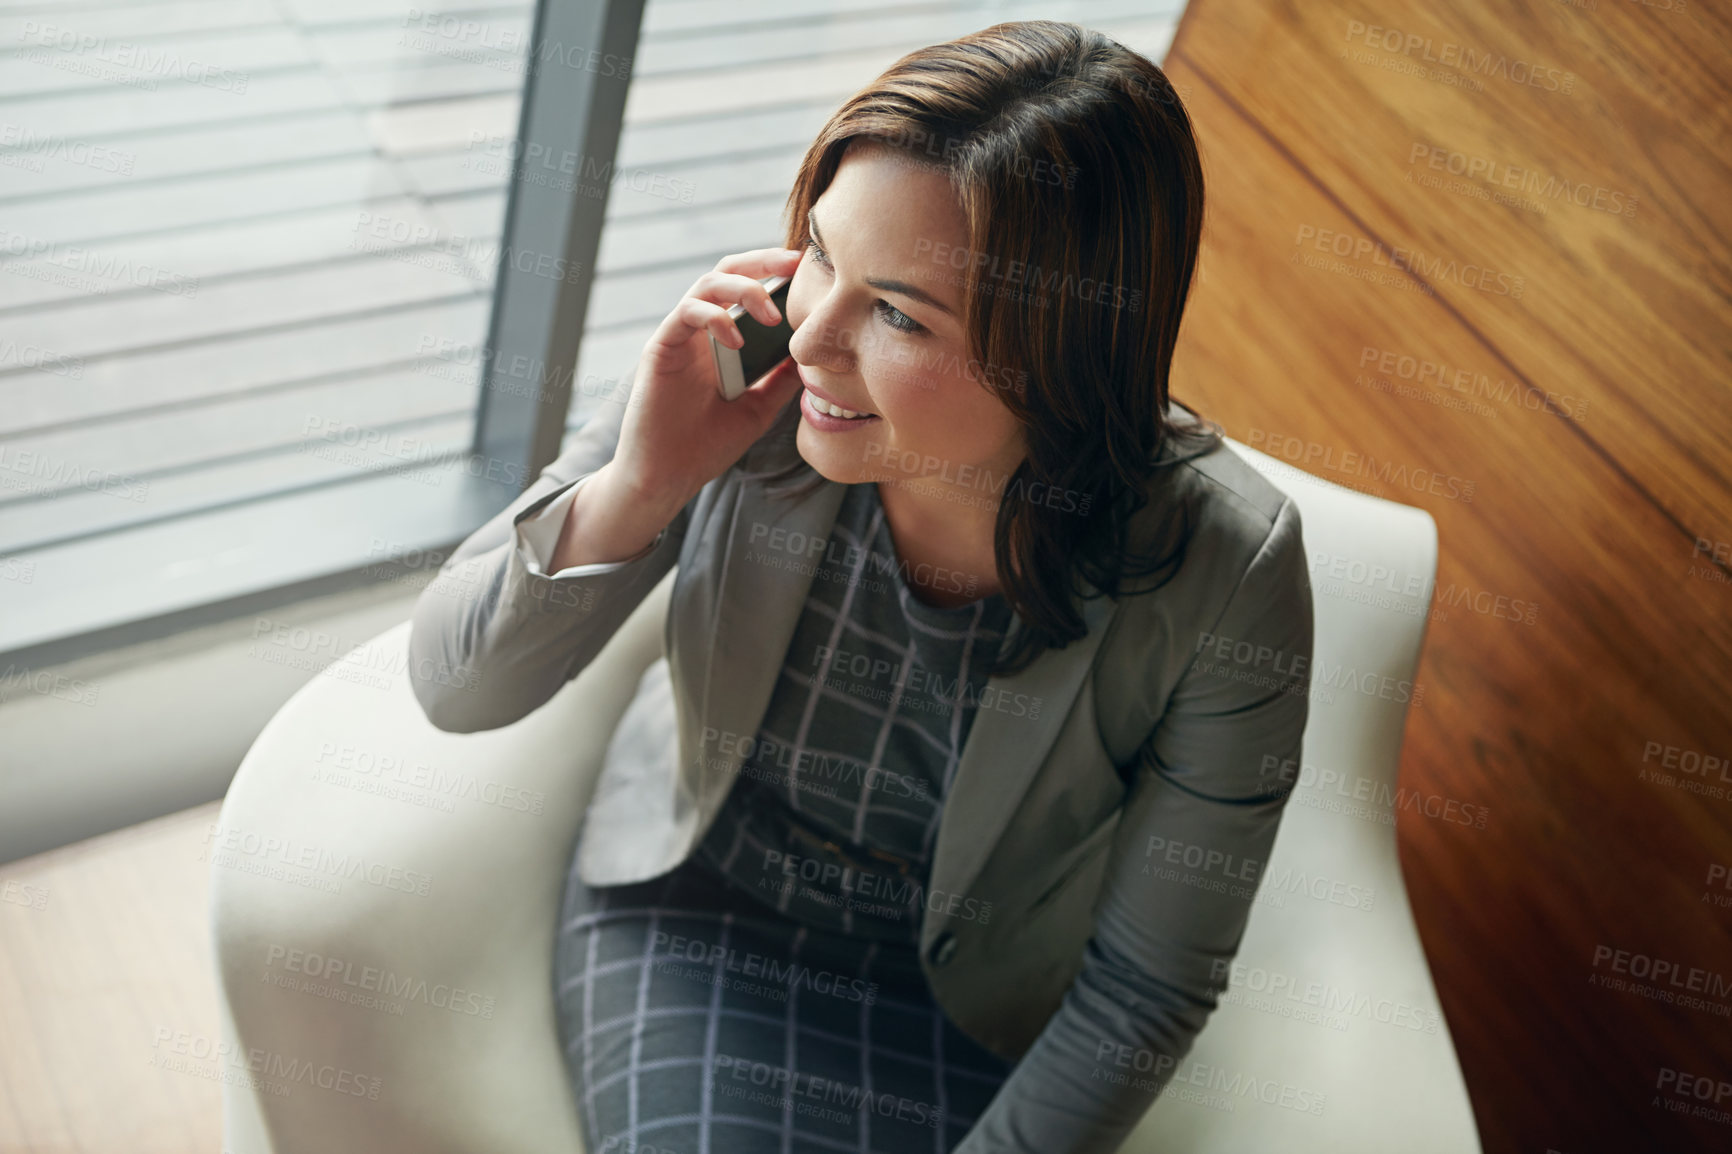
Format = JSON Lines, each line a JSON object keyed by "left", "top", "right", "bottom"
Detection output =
{"left": 713, "top": 246, "right": 804, "bottom": 283}
{"left": 650, "top": 296, "right": 739, "bottom": 354}
{"left": 690, "top": 270, "right": 783, "bottom": 328}
{"left": 697, "top": 247, "right": 802, "bottom": 323}
{"left": 645, "top": 248, "right": 801, "bottom": 366}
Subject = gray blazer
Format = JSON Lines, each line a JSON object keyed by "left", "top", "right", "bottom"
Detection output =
{"left": 407, "top": 389, "right": 1314, "bottom": 1079}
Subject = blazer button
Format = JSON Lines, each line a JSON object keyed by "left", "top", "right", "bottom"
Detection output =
{"left": 929, "top": 932, "right": 958, "bottom": 967}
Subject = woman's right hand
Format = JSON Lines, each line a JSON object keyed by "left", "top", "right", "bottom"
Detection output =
{"left": 608, "top": 246, "right": 808, "bottom": 513}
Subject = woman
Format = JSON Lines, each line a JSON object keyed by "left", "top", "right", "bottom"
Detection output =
{"left": 409, "top": 19, "right": 1314, "bottom": 1154}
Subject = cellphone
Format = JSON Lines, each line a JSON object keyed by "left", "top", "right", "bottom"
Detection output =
{"left": 711, "top": 274, "right": 793, "bottom": 401}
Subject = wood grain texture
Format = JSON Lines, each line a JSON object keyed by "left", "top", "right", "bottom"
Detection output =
{"left": 1160, "top": 2, "right": 1732, "bottom": 1150}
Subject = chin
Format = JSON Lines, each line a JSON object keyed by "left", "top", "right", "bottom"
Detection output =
{"left": 795, "top": 424, "right": 872, "bottom": 484}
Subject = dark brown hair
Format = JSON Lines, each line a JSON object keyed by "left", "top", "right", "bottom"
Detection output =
{"left": 748, "top": 19, "right": 1222, "bottom": 677}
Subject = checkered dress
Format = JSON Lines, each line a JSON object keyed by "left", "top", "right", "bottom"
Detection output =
{"left": 555, "top": 481, "right": 1017, "bottom": 1153}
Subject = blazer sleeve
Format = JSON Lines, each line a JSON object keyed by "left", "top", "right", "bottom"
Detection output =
{"left": 954, "top": 496, "right": 1315, "bottom": 1153}
{"left": 404, "top": 393, "right": 691, "bottom": 734}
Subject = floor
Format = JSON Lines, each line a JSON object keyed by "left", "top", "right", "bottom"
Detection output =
{"left": 0, "top": 802, "right": 224, "bottom": 1154}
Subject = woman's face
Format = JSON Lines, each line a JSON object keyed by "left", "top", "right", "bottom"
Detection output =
{"left": 785, "top": 142, "right": 1026, "bottom": 495}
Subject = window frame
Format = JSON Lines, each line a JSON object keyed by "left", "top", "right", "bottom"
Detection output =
{"left": 0, "top": 0, "right": 646, "bottom": 673}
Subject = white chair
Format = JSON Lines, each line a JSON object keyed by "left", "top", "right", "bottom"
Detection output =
{"left": 1124, "top": 444, "right": 1480, "bottom": 1152}
{"left": 208, "top": 440, "right": 1481, "bottom": 1153}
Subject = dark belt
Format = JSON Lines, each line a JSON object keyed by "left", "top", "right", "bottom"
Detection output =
{"left": 743, "top": 782, "right": 923, "bottom": 884}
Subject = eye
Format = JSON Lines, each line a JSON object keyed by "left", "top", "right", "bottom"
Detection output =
{"left": 804, "top": 237, "right": 927, "bottom": 336}
{"left": 874, "top": 301, "right": 922, "bottom": 334}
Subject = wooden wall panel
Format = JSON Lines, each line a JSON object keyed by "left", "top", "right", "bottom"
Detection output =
{"left": 1160, "top": 2, "right": 1732, "bottom": 1151}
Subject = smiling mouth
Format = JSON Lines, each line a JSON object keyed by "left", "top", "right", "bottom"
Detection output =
{"left": 803, "top": 387, "right": 876, "bottom": 420}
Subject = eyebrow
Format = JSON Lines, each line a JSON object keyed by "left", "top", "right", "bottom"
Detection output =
{"left": 808, "top": 208, "right": 956, "bottom": 319}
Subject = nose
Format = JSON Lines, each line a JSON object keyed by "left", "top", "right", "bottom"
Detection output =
{"left": 788, "top": 301, "right": 856, "bottom": 374}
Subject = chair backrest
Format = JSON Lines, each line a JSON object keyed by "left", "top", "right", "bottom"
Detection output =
{"left": 1123, "top": 440, "right": 1482, "bottom": 1153}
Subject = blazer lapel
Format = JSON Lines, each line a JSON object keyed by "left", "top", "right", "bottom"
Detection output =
{"left": 690, "top": 468, "right": 847, "bottom": 810}
{"left": 682, "top": 443, "right": 1125, "bottom": 917}
{"left": 924, "top": 408, "right": 1191, "bottom": 902}
{"left": 926, "top": 585, "right": 1122, "bottom": 918}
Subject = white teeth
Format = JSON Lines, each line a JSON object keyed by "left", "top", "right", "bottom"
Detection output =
{"left": 807, "top": 388, "right": 869, "bottom": 419}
